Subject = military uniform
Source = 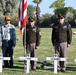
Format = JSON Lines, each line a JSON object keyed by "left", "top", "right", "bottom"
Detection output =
{"left": 23, "top": 24, "right": 41, "bottom": 70}
{"left": 52, "top": 22, "right": 72, "bottom": 71}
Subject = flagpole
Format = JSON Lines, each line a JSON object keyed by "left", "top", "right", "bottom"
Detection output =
{"left": 18, "top": 0, "right": 28, "bottom": 72}
{"left": 24, "top": 25, "right": 26, "bottom": 72}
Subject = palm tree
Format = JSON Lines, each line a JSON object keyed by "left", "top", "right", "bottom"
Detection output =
{"left": 33, "top": 0, "right": 43, "bottom": 25}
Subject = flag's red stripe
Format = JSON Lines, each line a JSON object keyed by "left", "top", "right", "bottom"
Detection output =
{"left": 23, "top": 0, "right": 27, "bottom": 12}
{"left": 20, "top": 14, "right": 27, "bottom": 30}
{"left": 19, "top": 0, "right": 27, "bottom": 34}
{"left": 22, "top": 0, "right": 24, "bottom": 20}
{"left": 22, "top": 0, "right": 27, "bottom": 24}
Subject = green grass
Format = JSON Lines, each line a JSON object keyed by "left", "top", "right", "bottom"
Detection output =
{"left": 0, "top": 28, "right": 76, "bottom": 75}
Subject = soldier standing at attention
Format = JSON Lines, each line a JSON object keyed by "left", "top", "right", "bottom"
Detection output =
{"left": 23, "top": 16, "right": 41, "bottom": 70}
{"left": 51, "top": 14, "right": 72, "bottom": 72}
{"left": 1, "top": 16, "right": 16, "bottom": 68}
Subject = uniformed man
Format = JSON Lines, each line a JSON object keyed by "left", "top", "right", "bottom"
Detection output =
{"left": 23, "top": 16, "right": 41, "bottom": 70}
{"left": 51, "top": 14, "right": 72, "bottom": 72}
{"left": 1, "top": 16, "right": 16, "bottom": 68}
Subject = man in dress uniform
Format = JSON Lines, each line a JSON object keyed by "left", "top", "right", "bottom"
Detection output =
{"left": 51, "top": 14, "right": 72, "bottom": 72}
{"left": 1, "top": 16, "right": 16, "bottom": 68}
{"left": 23, "top": 16, "right": 41, "bottom": 70}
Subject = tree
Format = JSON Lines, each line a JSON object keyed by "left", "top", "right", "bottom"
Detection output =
{"left": 0, "top": 0, "right": 18, "bottom": 16}
{"left": 54, "top": 7, "right": 74, "bottom": 20}
{"left": 41, "top": 13, "right": 52, "bottom": 21}
{"left": 27, "top": 5, "right": 35, "bottom": 18}
{"left": 0, "top": 0, "right": 18, "bottom": 22}
{"left": 49, "top": 0, "right": 76, "bottom": 27}
{"left": 50, "top": 0, "right": 65, "bottom": 9}
{"left": 33, "top": 0, "right": 43, "bottom": 25}
{"left": 40, "top": 13, "right": 52, "bottom": 27}
{"left": 51, "top": 7, "right": 76, "bottom": 27}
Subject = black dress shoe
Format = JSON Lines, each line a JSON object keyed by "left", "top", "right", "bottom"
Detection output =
{"left": 57, "top": 69, "right": 60, "bottom": 72}
{"left": 60, "top": 69, "right": 65, "bottom": 72}
{"left": 31, "top": 68, "right": 36, "bottom": 70}
{"left": 8, "top": 66, "right": 13, "bottom": 68}
{"left": 31, "top": 68, "right": 36, "bottom": 71}
{"left": 36, "top": 66, "right": 40, "bottom": 69}
{"left": 57, "top": 67, "right": 61, "bottom": 72}
{"left": 3, "top": 65, "right": 8, "bottom": 68}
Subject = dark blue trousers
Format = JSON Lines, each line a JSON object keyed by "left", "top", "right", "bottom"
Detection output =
{"left": 2, "top": 40, "right": 14, "bottom": 67}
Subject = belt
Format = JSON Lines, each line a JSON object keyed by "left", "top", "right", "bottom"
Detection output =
{"left": 2, "top": 39, "right": 13, "bottom": 42}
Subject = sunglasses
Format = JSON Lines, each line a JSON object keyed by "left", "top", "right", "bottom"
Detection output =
{"left": 29, "top": 21, "right": 34, "bottom": 22}
{"left": 58, "top": 18, "right": 63, "bottom": 19}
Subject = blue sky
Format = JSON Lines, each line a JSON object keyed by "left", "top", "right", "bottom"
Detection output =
{"left": 28, "top": 0, "right": 76, "bottom": 15}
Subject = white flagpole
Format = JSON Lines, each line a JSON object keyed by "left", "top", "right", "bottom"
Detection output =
{"left": 24, "top": 0, "right": 27, "bottom": 72}
{"left": 24, "top": 25, "right": 26, "bottom": 72}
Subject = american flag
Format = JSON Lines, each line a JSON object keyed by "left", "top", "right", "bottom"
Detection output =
{"left": 19, "top": 0, "right": 27, "bottom": 34}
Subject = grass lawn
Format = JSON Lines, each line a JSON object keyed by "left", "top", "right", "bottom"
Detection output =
{"left": 0, "top": 28, "right": 76, "bottom": 75}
